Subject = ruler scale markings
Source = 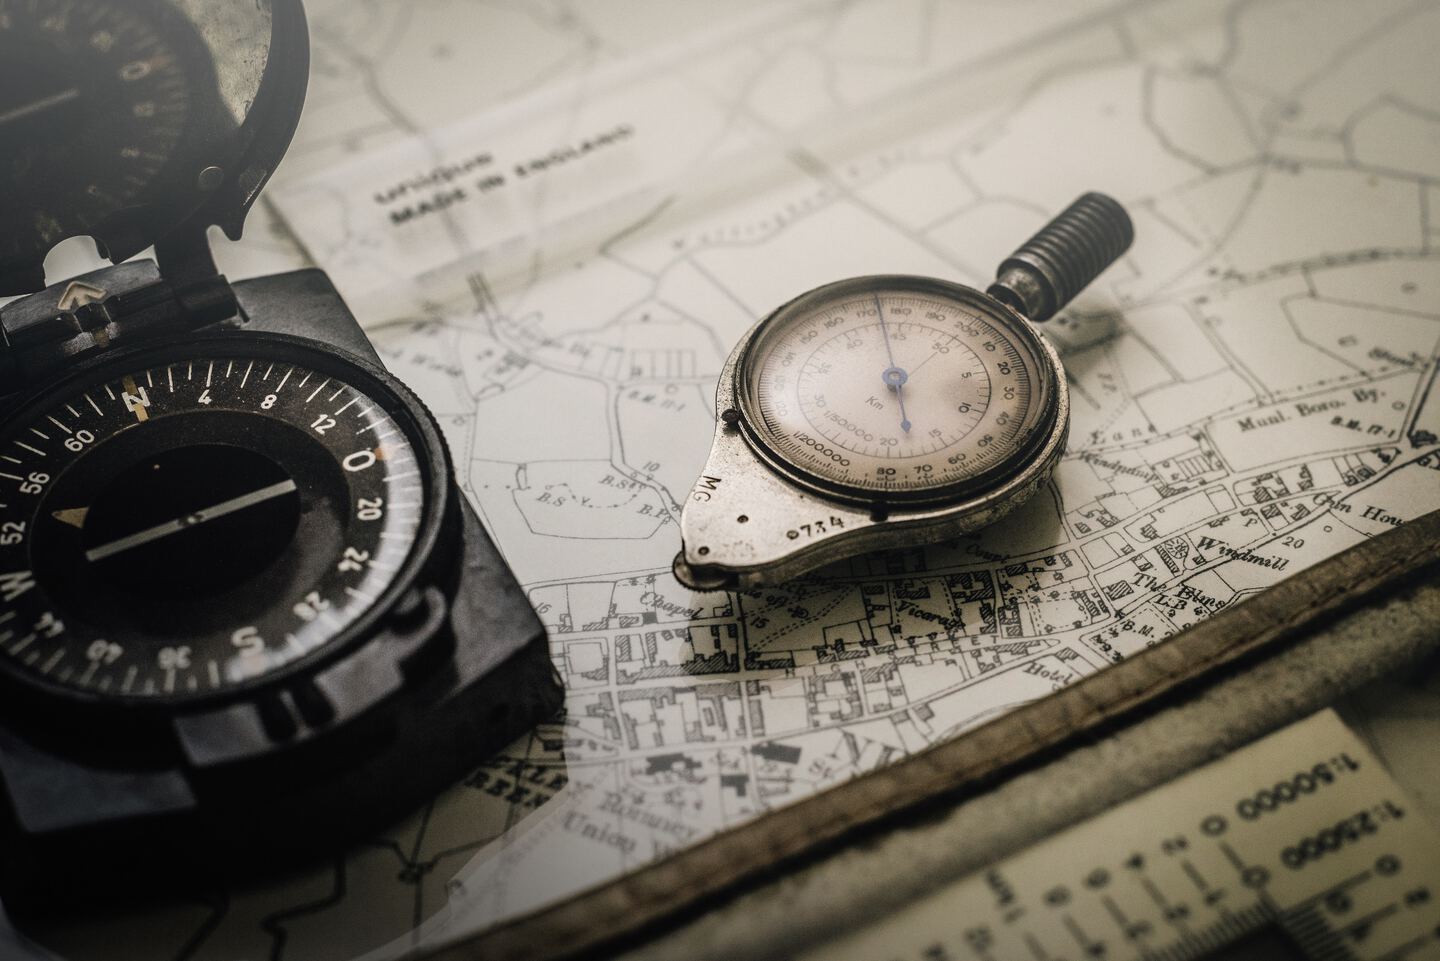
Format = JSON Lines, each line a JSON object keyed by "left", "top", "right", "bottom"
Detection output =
{"left": 1281, "top": 904, "right": 1364, "bottom": 961}
{"left": 1180, "top": 860, "right": 1211, "bottom": 894}
{"left": 800, "top": 711, "right": 1440, "bottom": 961}
{"left": 1101, "top": 894, "right": 1128, "bottom": 934}
{"left": 1285, "top": 870, "right": 1374, "bottom": 914}
{"left": 1340, "top": 904, "right": 1398, "bottom": 943}
{"left": 1217, "top": 841, "right": 1247, "bottom": 871}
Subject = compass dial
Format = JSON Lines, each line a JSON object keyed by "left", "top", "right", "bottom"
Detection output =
{"left": 0, "top": 340, "right": 443, "bottom": 703}
{"left": 740, "top": 278, "right": 1059, "bottom": 501}
{"left": 0, "top": 0, "right": 209, "bottom": 253}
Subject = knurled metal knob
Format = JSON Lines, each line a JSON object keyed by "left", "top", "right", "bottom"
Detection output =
{"left": 987, "top": 192, "right": 1133, "bottom": 323}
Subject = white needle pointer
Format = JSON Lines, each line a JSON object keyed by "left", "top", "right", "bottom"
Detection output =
{"left": 83, "top": 479, "right": 298, "bottom": 563}
{"left": 0, "top": 88, "right": 81, "bottom": 126}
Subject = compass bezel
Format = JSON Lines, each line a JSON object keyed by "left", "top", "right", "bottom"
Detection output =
{"left": 0, "top": 331, "right": 456, "bottom": 715}
{"left": 734, "top": 275, "right": 1064, "bottom": 508}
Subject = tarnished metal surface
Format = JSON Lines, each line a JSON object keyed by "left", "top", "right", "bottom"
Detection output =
{"left": 175, "top": 0, "right": 272, "bottom": 126}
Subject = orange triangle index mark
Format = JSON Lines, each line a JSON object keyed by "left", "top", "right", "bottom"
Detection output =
{"left": 51, "top": 507, "right": 89, "bottom": 529}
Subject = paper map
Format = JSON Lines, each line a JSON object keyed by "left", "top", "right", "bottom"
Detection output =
{"left": 6, "top": 0, "right": 1440, "bottom": 958}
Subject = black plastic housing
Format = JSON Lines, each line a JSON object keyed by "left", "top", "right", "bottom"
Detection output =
{"left": 0, "top": 270, "right": 563, "bottom": 913}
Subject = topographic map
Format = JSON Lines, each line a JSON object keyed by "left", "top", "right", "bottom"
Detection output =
{"left": 6, "top": 0, "right": 1440, "bottom": 959}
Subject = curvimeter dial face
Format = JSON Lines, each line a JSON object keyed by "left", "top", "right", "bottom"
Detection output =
{"left": 0, "top": 341, "right": 437, "bottom": 704}
{"left": 739, "top": 278, "right": 1058, "bottom": 502}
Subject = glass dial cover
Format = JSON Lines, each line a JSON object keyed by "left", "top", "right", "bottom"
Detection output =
{"left": 739, "top": 277, "right": 1059, "bottom": 503}
{"left": 0, "top": 339, "right": 440, "bottom": 704}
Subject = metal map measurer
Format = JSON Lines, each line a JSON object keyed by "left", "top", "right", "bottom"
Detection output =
{"left": 675, "top": 192, "right": 1135, "bottom": 590}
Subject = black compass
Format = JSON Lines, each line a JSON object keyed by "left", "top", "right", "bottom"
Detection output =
{"left": 1, "top": 341, "right": 445, "bottom": 703}
{"left": 0, "top": 0, "right": 561, "bottom": 913}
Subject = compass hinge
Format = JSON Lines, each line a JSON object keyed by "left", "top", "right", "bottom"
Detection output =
{"left": 167, "top": 274, "right": 241, "bottom": 329}
{"left": 0, "top": 261, "right": 241, "bottom": 395}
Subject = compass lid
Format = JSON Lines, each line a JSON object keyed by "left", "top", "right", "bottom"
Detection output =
{"left": 0, "top": 0, "right": 309, "bottom": 296}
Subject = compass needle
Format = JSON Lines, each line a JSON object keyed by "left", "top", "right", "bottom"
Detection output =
{"left": 83, "top": 479, "right": 298, "bottom": 563}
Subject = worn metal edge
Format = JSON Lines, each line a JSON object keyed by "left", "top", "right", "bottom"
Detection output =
{"left": 420, "top": 509, "right": 1440, "bottom": 961}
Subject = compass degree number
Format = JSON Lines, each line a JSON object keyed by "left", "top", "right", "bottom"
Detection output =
{"left": 0, "top": 353, "right": 429, "bottom": 701}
